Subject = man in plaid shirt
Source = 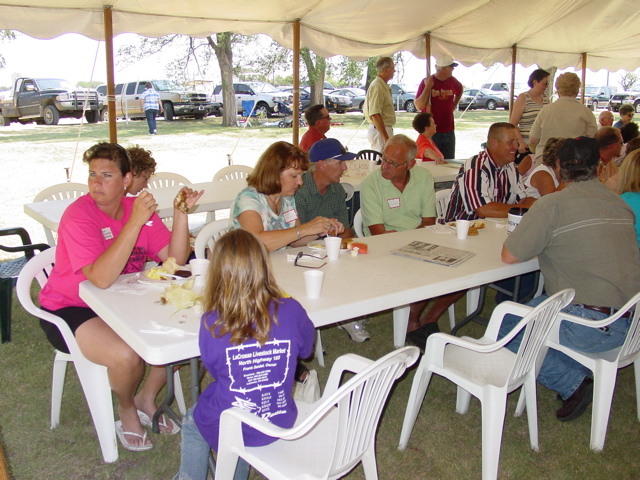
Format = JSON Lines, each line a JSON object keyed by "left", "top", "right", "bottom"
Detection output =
{"left": 139, "top": 82, "right": 163, "bottom": 135}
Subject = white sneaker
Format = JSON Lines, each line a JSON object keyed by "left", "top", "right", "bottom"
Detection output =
{"left": 339, "top": 320, "right": 371, "bottom": 343}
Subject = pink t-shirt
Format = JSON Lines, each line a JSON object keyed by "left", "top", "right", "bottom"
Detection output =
{"left": 39, "top": 195, "right": 171, "bottom": 310}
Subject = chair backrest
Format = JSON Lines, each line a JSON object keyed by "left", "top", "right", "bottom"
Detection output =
{"left": 507, "top": 289, "right": 574, "bottom": 386}
{"left": 242, "top": 100, "right": 256, "bottom": 117}
{"left": 300, "top": 347, "right": 419, "bottom": 478}
{"left": 212, "top": 165, "right": 254, "bottom": 182}
{"left": 356, "top": 149, "right": 382, "bottom": 165}
{"left": 16, "top": 248, "right": 80, "bottom": 358}
{"left": 342, "top": 182, "right": 355, "bottom": 202}
{"left": 194, "top": 220, "right": 233, "bottom": 259}
{"left": 435, "top": 188, "right": 451, "bottom": 223}
{"left": 33, "top": 183, "right": 88, "bottom": 202}
{"left": 148, "top": 172, "right": 191, "bottom": 190}
{"left": 353, "top": 209, "right": 364, "bottom": 238}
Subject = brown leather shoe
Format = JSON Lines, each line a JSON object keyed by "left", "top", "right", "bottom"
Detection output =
{"left": 556, "top": 378, "right": 593, "bottom": 422}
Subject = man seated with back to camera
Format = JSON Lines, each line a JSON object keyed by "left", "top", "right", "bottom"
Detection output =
{"left": 499, "top": 137, "right": 640, "bottom": 421}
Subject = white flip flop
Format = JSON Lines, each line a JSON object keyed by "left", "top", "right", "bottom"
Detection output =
{"left": 137, "top": 410, "right": 181, "bottom": 435}
{"left": 114, "top": 420, "right": 153, "bottom": 452}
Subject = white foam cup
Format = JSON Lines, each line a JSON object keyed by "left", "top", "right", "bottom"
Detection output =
{"left": 303, "top": 270, "right": 324, "bottom": 298}
{"left": 456, "top": 219, "right": 471, "bottom": 239}
{"left": 189, "top": 259, "right": 210, "bottom": 288}
{"left": 324, "top": 236, "right": 341, "bottom": 262}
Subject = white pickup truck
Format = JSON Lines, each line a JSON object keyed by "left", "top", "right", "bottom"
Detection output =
{"left": 211, "top": 82, "right": 288, "bottom": 117}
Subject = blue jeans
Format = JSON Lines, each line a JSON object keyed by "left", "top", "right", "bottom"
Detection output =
{"left": 145, "top": 108, "right": 158, "bottom": 134}
{"left": 175, "top": 406, "right": 250, "bottom": 480}
{"left": 432, "top": 131, "right": 456, "bottom": 160}
{"left": 498, "top": 295, "right": 631, "bottom": 400}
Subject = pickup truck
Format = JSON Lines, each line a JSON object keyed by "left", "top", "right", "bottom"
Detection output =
{"left": 0, "top": 77, "right": 103, "bottom": 126}
{"left": 98, "top": 80, "right": 219, "bottom": 122}
{"left": 609, "top": 89, "right": 640, "bottom": 113}
{"left": 579, "top": 86, "right": 617, "bottom": 110}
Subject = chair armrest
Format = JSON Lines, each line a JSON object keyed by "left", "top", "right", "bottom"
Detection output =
{"left": 0, "top": 227, "right": 31, "bottom": 245}
{"left": 483, "top": 301, "right": 533, "bottom": 341}
{"left": 427, "top": 331, "right": 509, "bottom": 355}
{"left": 0, "top": 243, "right": 50, "bottom": 257}
{"left": 322, "top": 353, "right": 373, "bottom": 397}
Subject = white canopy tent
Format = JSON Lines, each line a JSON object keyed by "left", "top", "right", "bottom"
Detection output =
{"left": 1, "top": 0, "right": 639, "bottom": 70}
{"left": 1, "top": 0, "right": 639, "bottom": 142}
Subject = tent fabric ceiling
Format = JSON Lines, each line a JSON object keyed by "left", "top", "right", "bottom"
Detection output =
{"left": 1, "top": 0, "right": 639, "bottom": 71}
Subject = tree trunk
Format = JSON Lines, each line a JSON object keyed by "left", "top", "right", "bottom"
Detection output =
{"left": 208, "top": 33, "right": 236, "bottom": 127}
{"left": 364, "top": 57, "right": 378, "bottom": 90}
{"left": 301, "top": 49, "right": 326, "bottom": 107}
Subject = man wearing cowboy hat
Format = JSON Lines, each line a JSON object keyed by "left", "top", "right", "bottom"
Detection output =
{"left": 415, "top": 54, "right": 463, "bottom": 160}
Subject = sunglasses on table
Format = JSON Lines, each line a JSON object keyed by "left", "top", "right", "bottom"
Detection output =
{"left": 294, "top": 252, "right": 327, "bottom": 269}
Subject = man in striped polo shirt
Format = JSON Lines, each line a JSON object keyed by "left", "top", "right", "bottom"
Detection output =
{"left": 444, "top": 122, "right": 535, "bottom": 222}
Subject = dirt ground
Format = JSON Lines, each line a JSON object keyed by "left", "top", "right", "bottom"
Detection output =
{"left": 1, "top": 114, "right": 488, "bottom": 258}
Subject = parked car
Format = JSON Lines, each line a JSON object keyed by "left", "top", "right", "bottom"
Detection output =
{"left": 329, "top": 88, "right": 366, "bottom": 111}
{"left": 578, "top": 86, "right": 617, "bottom": 111}
{"left": 390, "top": 84, "right": 417, "bottom": 112}
{"left": 458, "top": 89, "right": 509, "bottom": 110}
{"left": 281, "top": 87, "right": 352, "bottom": 113}
{"left": 211, "top": 82, "right": 289, "bottom": 117}
{"left": 482, "top": 82, "right": 527, "bottom": 97}
{"left": 610, "top": 89, "right": 640, "bottom": 113}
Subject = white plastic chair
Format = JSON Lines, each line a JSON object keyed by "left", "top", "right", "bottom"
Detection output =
{"left": 16, "top": 248, "right": 186, "bottom": 462}
{"left": 147, "top": 172, "right": 191, "bottom": 190}
{"left": 353, "top": 209, "right": 364, "bottom": 238}
{"left": 399, "top": 289, "right": 574, "bottom": 480}
{"left": 527, "top": 292, "right": 640, "bottom": 451}
{"left": 342, "top": 182, "right": 355, "bottom": 202}
{"left": 215, "top": 347, "right": 420, "bottom": 480}
{"left": 194, "top": 219, "right": 233, "bottom": 259}
{"left": 33, "top": 183, "right": 89, "bottom": 246}
{"left": 207, "top": 165, "right": 253, "bottom": 223}
{"left": 212, "top": 165, "right": 253, "bottom": 182}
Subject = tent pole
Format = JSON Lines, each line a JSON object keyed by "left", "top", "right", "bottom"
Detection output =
{"left": 104, "top": 6, "right": 117, "bottom": 143}
{"left": 510, "top": 45, "right": 517, "bottom": 111}
{"left": 580, "top": 52, "right": 587, "bottom": 105}
{"left": 425, "top": 33, "right": 431, "bottom": 78}
{"left": 293, "top": 20, "right": 301, "bottom": 145}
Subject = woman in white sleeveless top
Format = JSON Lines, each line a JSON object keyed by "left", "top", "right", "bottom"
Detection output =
{"left": 510, "top": 69, "right": 550, "bottom": 176}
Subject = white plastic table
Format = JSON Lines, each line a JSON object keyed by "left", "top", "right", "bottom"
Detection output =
{"left": 79, "top": 221, "right": 538, "bottom": 368}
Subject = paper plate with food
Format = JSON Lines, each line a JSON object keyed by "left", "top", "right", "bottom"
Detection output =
{"left": 307, "top": 237, "right": 350, "bottom": 253}
{"left": 138, "top": 257, "right": 192, "bottom": 286}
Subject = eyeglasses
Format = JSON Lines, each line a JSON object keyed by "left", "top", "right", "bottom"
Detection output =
{"left": 319, "top": 115, "right": 332, "bottom": 120}
{"left": 627, "top": 113, "right": 635, "bottom": 117}
{"left": 294, "top": 252, "right": 327, "bottom": 269}
{"left": 381, "top": 155, "right": 409, "bottom": 168}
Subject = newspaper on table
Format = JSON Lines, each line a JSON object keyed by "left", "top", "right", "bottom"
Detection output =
{"left": 390, "top": 241, "right": 475, "bottom": 267}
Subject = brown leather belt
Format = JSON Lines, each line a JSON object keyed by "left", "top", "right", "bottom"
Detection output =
{"left": 580, "top": 304, "right": 631, "bottom": 319}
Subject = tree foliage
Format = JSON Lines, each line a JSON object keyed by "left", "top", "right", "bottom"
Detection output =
{"left": 0, "top": 30, "right": 16, "bottom": 70}
{"left": 619, "top": 70, "right": 639, "bottom": 91}
{"left": 301, "top": 48, "right": 326, "bottom": 105}
{"left": 77, "top": 80, "right": 103, "bottom": 89}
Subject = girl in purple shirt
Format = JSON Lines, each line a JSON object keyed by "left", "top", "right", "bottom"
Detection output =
{"left": 175, "top": 229, "right": 315, "bottom": 480}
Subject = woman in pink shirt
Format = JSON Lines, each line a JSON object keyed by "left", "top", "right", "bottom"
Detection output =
{"left": 38, "top": 142, "right": 202, "bottom": 452}
{"left": 412, "top": 112, "right": 445, "bottom": 164}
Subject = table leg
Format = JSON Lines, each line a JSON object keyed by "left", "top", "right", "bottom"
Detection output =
{"left": 152, "top": 357, "right": 201, "bottom": 433}
{"left": 393, "top": 305, "right": 410, "bottom": 348}
{"left": 315, "top": 330, "right": 325, "bottom": 367}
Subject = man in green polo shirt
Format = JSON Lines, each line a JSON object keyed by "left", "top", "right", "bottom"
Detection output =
{"left": 361, "top": 134, "right": 436, "bottom": 235}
